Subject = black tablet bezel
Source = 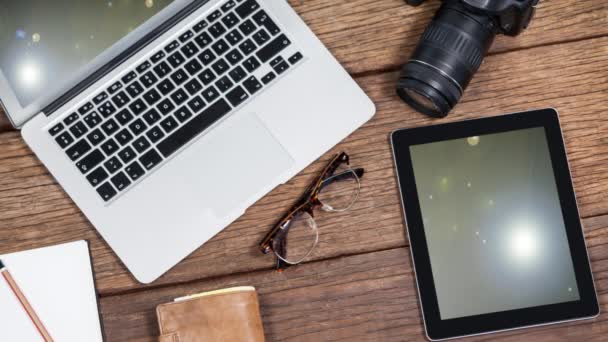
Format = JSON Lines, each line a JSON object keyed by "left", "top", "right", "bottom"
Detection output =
{"left": 391, "top": 108, "right": 599, "bottom": 340}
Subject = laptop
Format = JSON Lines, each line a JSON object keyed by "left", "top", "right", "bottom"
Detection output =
{"left": 0, "top": 0, "right": 375, "bottom": 283}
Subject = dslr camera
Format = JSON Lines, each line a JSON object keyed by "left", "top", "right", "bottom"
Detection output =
{"left": 397, "top": 0, "right": 538, "bottom": 118}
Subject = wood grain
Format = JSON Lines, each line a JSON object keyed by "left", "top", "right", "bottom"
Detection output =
{"left": 0, "top": 37, "right": 606, "bottom": 296}
{"left": 98, "top": 215, "right": 608, "bottom": 341}
{"left": 0, "top": 0, "right": 606, "bottom": 134}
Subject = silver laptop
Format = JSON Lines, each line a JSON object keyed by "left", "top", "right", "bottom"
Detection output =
{"left": 0, "top": 0, "right": 375, "bottom": 283}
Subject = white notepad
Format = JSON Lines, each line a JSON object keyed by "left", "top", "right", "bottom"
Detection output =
{"left": 0, "top": 241, "right": 103, "bottom": 341}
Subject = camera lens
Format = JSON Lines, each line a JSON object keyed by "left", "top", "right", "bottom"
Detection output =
{"left": 397, "top": 1, "right": 497, "bottom": 118}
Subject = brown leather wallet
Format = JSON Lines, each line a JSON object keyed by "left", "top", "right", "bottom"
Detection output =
{"left": 156, "top": 286, "right": 265, "bottom": 342}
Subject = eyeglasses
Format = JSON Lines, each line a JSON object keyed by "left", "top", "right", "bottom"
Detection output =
{"left": 259, "top": 152, "right": 364, "bottom": 271}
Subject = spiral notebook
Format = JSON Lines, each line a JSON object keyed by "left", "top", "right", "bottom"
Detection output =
{"left": 0, "top": 241, "right": 103, "bottom": 341}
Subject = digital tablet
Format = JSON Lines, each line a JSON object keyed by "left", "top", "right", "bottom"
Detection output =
{"left": 391, "top": 108, "right": 599, "bottom": 340}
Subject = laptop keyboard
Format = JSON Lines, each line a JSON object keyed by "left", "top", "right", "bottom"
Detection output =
{"left": 48, "top": 0, "right": 304, "bottom": 202}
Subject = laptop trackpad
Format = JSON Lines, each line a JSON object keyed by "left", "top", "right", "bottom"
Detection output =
{"left": 182, "top": 113, "right": 294, "bottom": 218}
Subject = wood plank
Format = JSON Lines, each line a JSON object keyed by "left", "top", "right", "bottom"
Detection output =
{"left": 0, "top": 37, "right": 607, "bottom": 294}
{"left": 98, "top": 215, "right": 608, "bottom": 341}
{"left": 0, "top": 0, "right": 606, "bottom": 134}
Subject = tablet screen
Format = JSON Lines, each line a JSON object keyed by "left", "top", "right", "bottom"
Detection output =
{"left": 0, "top": 0, "right": 175, "bottom": 107}
{"left": 409, "top": 127, "right": 580, "bottom": 320}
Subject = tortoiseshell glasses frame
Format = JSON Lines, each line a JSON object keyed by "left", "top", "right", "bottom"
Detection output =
{"left": 258, "top": 152, "right": 364, "bottom": 271}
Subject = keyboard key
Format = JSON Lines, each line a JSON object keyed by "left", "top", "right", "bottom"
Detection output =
{"left": 243, "top": 76, "right": 262, "bottom": 94}
{"left": 151, "top": 51, "right": 166, "bottom": 63}
{"left": 222, "top": 13, "right": 240, "bottom": 29}
{"left": 143, "top": 88, "right": 162, "bottom": 105}
{"left": 126, "top": 81, "right": 144, "bottom": 98}
{"left": 125, "top": 162, "right": 146, "bottom": 181}
{"left": 79, "top": 102, "right": 94, "bottom": 115}
{"left": 226, "top": 85, "right": 249, "bottom": 107}
{"left": 118, "top": 146, "right": 137, "bottom": 164}
{"left": 170, "top": 89, "right": 189, "bottom": 106}
{"left": 129, "top": 118, "right": 148, "bottom": 136}
{"left": 66, "top": 139, "right": 91, "bottom": 161}
{"left": 209, "top": 22, "right": 227, "bottom": 38}
{"left": 165, "top": 40, "right": 180, "bottom": 53}
{"left": 215, "top": 76, "right": 234, "bottom": 93}
{"left": 56, "top": 131, "right": 74, "bottom": 148}
{"left": 111, "top": 91, "right": 130, "bottom": 108}
{"left": 212, "top": 59, "right": 230, "bottom": 75}
{"left": 198, "top": 49, "right": 217, "bottom": 66}
{"left": 146, "top": 126, "right": 166, "bottom": 143}
{"left": 108, "top": 81, "right": 122, "bottom": 94}
{"left": 199, "top": 69, "right": 217, "bottom": 85}
{"left": 179, "top": 30, "right": 194, "bottom": 43}
{"left": 193, "top": 19, "right": 208, "bottom": 33}
{"left": 122, "top": 71, "right": 138, "bottom": 85}
{"left": 98, "top": 102, "right": 117, "bottom": 118}
{"left": 87, "top": 167, "right": 109, "bottom": 187}
{"left": 101, "top": 118, "right": 120, "bottom": 136}
{"left": 252, "top": 29, "right": 270, "bottom": 46}
{"left": 242, "top": 56, "right": 261, "bottom": 72}
{"left": 207, "top": 9, "right": 222, "bottom": 23}
{"left": 262, "top": 71, "right": 276, "bottom": 84}
{"left": 239, "top": 40, "right": 256, "bottom": 57}
{"left": 49, "top": 123, "right": 64, "bottom": 136}
{"left": 141, "top": 71, "right": 159, "bottom": 87}
{"left": 229, "top": 66, "right": 247, "bottom": 83}
{"left": 168, "top": 51, "right": 186, "bottom": 68}
{"left": 161, "top": 116, "right": 179, "bottom": 133}
{"left": 76, "top": 149, "right": 104, "bottom": 174}
{"left": 111, "top": 172, "right": 131, "bottom": 191}
{"left": 170, "top": 69, "right": 189, "bottom": 86}
{"left": 194, "top": 32, "right": 213, "bottom": 49}
{"left": 174, "top": 106, "right": 193, "bottom": 123}
{"left": 133, "top": 136, "right": 151, "bottom": 153}
{"left": 202, "top": 86, "right": 220, "bottom": 102}
{"left": 97, "top": 182, "right": 117, "bottom": 202}
{"left": 115, "top": 128, "right": 134, "bottom": 145}
{"left": 87, "top": 129, "right": 106, "bottom": 146}
{"left": 139, "top": 149, "right": 163, "bottom": 170}
{"left": 187, "top": 96, "right": 206, "bottom": 113}
{"left": 157, "top": 99, "right": 176, "bottom": 116}
{"left": 153, "top": 61, "right": 172, "bottom": 78}
{"left": 93, "top": 92, "right": 108, "bottom": 105}
{"left": 289, "top": 52, "right": 303, "bottom": 64}
{"left": 180, "top": 41, "right": 199, "bottom": 58}
{"left": 157, "top": 79, "right": 176, "bottom": 95}
{"left": 104, "top": 157, "right": 123, "bottom": 174}
{"left": 226, "top": 49, "right": 244, "bottom": 65}
{"left": 236, "top": 0, "right": 260, "bottom": 19}
{"left": 143, "top": 109, "right": 162, "bottom": 125}
{"left": 158, "top": 99, "right": 232, "bottom": 157}
{"left": 252, "top": 10, "right": 281, "bottom": 35}
{"left": 256, "top": 34, "right": 290, "bottom": 62}
{"left": 129, "top": 99, "right": 148, "bottom": 116}
{"left": 185, "top": 78, "right": 204, "bottom": 95}
{"left": 136, "top": 61, "right": 152, "bottom": 73}
{"left": 239, "top": 19, "right": 256, "bottom": 35}
{"left": 221, "top": 0, "right": 237, "bottom": 12}
{"left": 101, "top": 139, "right": 119, "bottom": 156}
{"left": 63, "top": 112, "right": 79, "bottom": 126}
{"left": 212, "top": 39, "right": 230, "bottom": 55}
{"left": 185, "top": 59, "right": 203, "bottom": 75}
{"left": 116, "top": 109, "right": 134, "bottom": 125}
{"left": 273, "top": 61, "right": 290, "bottom": 75}
{"left": 226, "top": 29, "right": 244, "bottom": 45}
{"left": 70, "top": 122, "right": 89, "bottom": 138}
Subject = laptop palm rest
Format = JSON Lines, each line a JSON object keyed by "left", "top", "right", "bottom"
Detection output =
{"left": 177, "top": 113, "right": 295, "bottom": 218}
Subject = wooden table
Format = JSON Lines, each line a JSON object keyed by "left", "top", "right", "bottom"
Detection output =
{"left": 1, "top": 1, "right": 607, "bottom": 340}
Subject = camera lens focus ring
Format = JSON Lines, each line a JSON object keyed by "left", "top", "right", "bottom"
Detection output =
{"left": 420, "top": 22, "right": 484, "bottom": 73}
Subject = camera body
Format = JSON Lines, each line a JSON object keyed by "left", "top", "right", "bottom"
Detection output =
{"left": 397, "top": 0, "right": 538, "bottom": 117}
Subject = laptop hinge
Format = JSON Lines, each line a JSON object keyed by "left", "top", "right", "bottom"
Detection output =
{"left": 42, "top": 0, "right": 211, "bottom": 118}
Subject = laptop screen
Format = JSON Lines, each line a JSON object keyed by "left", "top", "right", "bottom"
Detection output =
{"left": 0, "top": 0, "right": 175, "bottom": 107}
